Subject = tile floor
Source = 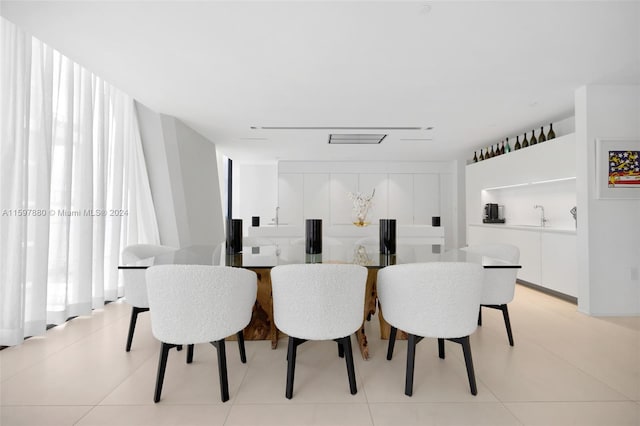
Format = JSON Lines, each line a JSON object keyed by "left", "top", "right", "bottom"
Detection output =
{"left": 1, "top": 285, "right": 639, "bottom": 425}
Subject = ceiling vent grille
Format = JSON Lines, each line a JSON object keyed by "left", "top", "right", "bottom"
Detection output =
{"left": 328, "top": 134, "right": 386, "bottom": 145}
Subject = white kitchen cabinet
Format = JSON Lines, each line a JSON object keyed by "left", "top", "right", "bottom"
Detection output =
{"left": 330, "top": 173, "right": 358, "bottom": 225}
{"left": 468, "top": 224, "right": 577, "bottom": 297}
{"left": 465, "top": 132, "right": 578, "bottom": 298}
{"left": 388, "top": 174, "right": 413, "bottom": 223}
{"left": 358, "top": 173, "right": 388, "bottom": 224}
{"left": 414, "top": 173, "right": 440, "bottom": 225}
{"left": 303, "top": 173, "right": 330, "bottom": 223}
{"left": 541, "top": 232, "right": 578, "bottom": 296}
{"left": 278, "top": 173, "right": 303, "bottom": 226}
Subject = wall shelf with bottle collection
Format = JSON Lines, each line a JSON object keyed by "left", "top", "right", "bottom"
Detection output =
{"left": 472, "top": 123, "right": 557, "bottom": 163}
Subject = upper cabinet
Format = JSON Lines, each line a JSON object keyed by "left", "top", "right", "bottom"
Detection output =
{"left": 466, "top": 133, "right": 577, "bottom": 229}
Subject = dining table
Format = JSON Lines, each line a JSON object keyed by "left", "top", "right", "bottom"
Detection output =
{"left": 118, "top": 238, "right": 520, "bottom": 359}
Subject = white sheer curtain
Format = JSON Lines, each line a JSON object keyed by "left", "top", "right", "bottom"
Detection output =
{"left": 0, "top": 18, "right": 159, "bottom": 346}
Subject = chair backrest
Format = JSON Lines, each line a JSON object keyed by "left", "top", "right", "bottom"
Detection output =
{"left": 270, "top": 264, "right": 367, "bottom": 340}
{"left": 377, "top": 262, "right": 484, "bottom": 338}
{"left": 121, "top": 244, "right": 177, "bottom": 308}
{"left": 461, "top": 244, "right": 520, "bottom": 304}
{"left": 146, "top": 265, "right": 257, "bottom": 344}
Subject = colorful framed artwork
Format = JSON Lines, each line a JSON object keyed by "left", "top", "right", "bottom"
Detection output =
{"left": 596, "top": 139, "right": 640, "bottom": 199}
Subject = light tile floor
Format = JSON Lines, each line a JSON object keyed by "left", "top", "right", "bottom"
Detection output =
{"left": 1, "top": 285, "right": 639, "bottom": 426}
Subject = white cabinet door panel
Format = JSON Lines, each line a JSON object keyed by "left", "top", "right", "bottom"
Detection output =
{"left": 541, "top": 233, "right": 577, "bottom": 297}
{"left": 414, "top": 174, "right": 440, "bottom": 225}
{"left": 278, "top": 173, "right": 303, "bottom": 226}
{"left": 330, "top": 174, "right": 358, "bottom": 225}
{"left": 359, "top": 173, "right": 388, "bottom": 223}
{"left": 303, "top": 173, "right": 330, "bottom": 222}
{"left": 388, "top": 174, "right": 413, "bottom": 224}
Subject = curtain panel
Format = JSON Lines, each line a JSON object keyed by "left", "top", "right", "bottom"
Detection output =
{"left": 0, "top": 18, "right": 159, "bottom": 346}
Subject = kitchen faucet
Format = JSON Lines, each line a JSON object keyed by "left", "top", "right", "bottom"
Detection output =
{"left": 272, "top": 206, "right": 280, "bottom": 227}
{"left": 533, "top": 205, "right": 547, "bottom": 227}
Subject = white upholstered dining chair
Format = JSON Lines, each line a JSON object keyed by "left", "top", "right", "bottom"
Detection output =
{"left": 146, "top": 265, "right": 257, "bottom": 402}
{"left": 461, "top": 244, "right": 520, "bottom": 346}
{"left": 377, "top": 262, "right": 484, "bottom": 396}
{"left": 270, "top": 263, "right": 368, "bottom": 399}
{"left": 121, "top": 244, "right": 176, "bottom": 351}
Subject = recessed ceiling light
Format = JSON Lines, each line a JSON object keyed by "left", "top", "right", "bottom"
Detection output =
{"left": 328, "top": 134, "right": 386, "bottom": 144}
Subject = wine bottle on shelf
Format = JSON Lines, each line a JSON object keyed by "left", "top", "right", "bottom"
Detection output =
{"left": 505, "top": 137, "right": 511, "bottom": 152}
{"left": 479, "top": 149, "right": 484, "bottom": 161}
{"left": 490, "top": 145, "right": 495, "bottom": 158}
{"left": 514, "top": 135, "right": 521, "bottom": 150}
{"left": 473, "top": 151, "right": 478, "bottom": 162}
{"left": 522, "top": 132, "right": 529, "bottom": 148}
{"left": 538, "top": 126, "right": 546, "bottom": 143}
{"left": 500, "top": 141, "right": 505, "bottom": 155}
{"left": 547, "top": 123, "right": 556, "bottom": 140}
{"left": 485, "top": 147, "right": 490, "bottom": 159}
{"left": 530, "top": 129, "right": 537, "bottom": 145}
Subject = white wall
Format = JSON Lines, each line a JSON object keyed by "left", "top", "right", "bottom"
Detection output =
{"left": 135, "top": 101, "right": 225, "bottom": 247}
{"left": 234, "top": 163, "right": 278, "bottom": 229}
{"left": 575, "top": 85, "right": 640, "bottom": 315}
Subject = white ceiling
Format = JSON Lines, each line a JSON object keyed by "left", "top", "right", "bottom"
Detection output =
{"left": 2, "top": 1, "right": 639, "bottom": 163}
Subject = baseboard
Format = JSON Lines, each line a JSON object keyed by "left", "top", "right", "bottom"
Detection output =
{"left": 516, "top": 279, "right": 578, "bottom": 304}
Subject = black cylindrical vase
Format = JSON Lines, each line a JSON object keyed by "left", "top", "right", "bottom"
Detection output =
{"left": 226, "top": 218, "right": 243, "bottom": 254}
{"left": 305, "top": 219, "right": 322, "bottom": 254}
{"left": 379, "top": 219, "right": 397, "bottom": 255}
{"left": 251, "top": 216, "right": 260, "bottom": 227}
{"left": 431, "top": 216, "right": 441, "bottom": 227}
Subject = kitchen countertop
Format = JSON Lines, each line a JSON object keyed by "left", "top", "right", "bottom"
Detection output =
{"left": 468, "top": 223, "right": 577, "bottom": 235}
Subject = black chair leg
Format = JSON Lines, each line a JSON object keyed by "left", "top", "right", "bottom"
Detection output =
{"left": 438, "top": 338, "right": 445, "bottom": 359}
{"left": 459, "top": 336, "right": 477, "bottom": 395}
{"left": 186, "top": 344, "right": 194, "bottom": 364}
{"left": 340, "top": 336, "right": 357, "bottom": 395}
{"left": 125, "top": 307, "right": 149, "bottom": 352}
{"left": 387, "top": 326, "right": 398, "bottom": 360}
{"left": 211, "top": 339, "right": 229, "bottom": 402}
{"left": 237, "top": 331, "right": 247, "bottom": 363}
{"left": 501, "top": 304, "right": 514, "bottom": 346}
{"left": 337, "top": 340, "right": 345, "bottom": 358}
{"left": 154, "top": 342, "right": 173, "bottom": 402}
{"left": 405, "top": 334, "right": 418, "bottom": 396}
{"left": 477, "top": 307, "right": 482, "bottom": 326}
{"left": 285, "top": 337, "right": 298, "bottom": 399}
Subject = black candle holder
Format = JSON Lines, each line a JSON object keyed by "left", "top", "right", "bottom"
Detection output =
{"left": 432, "top": 216, "right": 441, "bottom": 227}
{"left": 226, "top": 218, "right": 243, "bottom": 254}
{"left": 251, "top": 216, "right": 260, "bottom": 227}
{"left": 305, "top": 219, "right": 322, "bottom": 254}
{"left": 379, "top": 219, "right": 397, "bottom": 255}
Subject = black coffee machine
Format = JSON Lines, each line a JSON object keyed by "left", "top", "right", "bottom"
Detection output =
{"left": 483, "top": 203, "right": 504, "bottom": 223}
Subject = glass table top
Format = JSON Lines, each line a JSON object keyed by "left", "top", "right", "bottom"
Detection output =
{"left": 119, "top": 241, "right": 520, "bottom": 270}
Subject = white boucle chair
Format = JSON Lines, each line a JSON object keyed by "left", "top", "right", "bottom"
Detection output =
{"left": 461, "top": 244, "right": 520, "bottom": 346}
{"left": 270, "top": 263, "right": 368, "bottom": 399}
{"left": 121, "top": 244, "right": 176, "bottom": 351}
{"left": 146, "top": 265, "right": 257, "bottom": 403}
{"left": 377, "top": 262, "right": 484, "bottom": 396}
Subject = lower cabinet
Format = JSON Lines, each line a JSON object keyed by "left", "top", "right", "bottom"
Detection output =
{"left": 540, "top": 232, "right": 578, "bottom": 297}
{"left": 467, "top": 225, "right": 577, "bottom": 297}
